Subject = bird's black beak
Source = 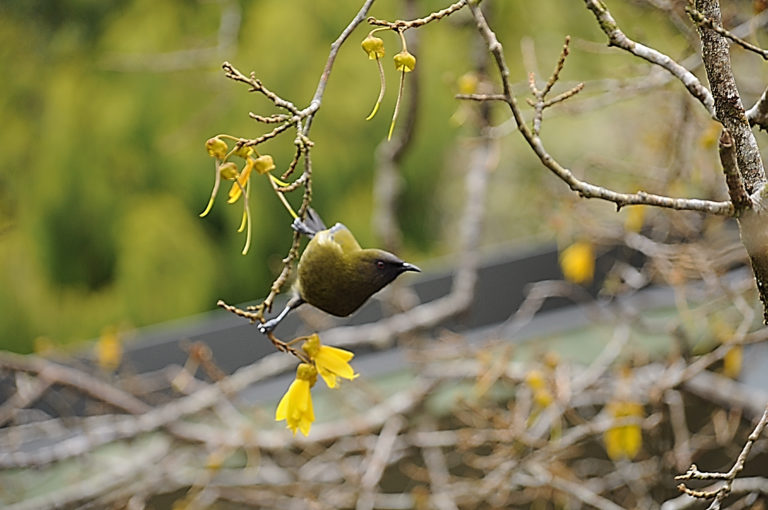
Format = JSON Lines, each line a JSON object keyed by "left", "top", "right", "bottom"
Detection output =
{"left": 401, "top": 262, "right": 421, "bottom": 273}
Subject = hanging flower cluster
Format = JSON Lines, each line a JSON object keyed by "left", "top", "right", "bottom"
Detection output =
{"left": 361, "top": 29, "right": 416, "bottom": 140}
{"left": 200, "top": 135, "right": 285, "bottom": 255}
{"left": 275, "top": 334, "right": 358, "bottom": 436}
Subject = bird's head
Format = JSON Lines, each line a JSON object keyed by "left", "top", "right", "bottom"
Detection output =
{"left": 353, "top": 249, "right": 421, "bottom": 294}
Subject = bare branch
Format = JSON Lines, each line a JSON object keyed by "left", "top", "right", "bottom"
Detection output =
{"left": 583, "top": 0, "right": 716, "bottom": 116}
{"left": 675, "top": 403, "right": 768, "bottom": 507}
{"left": 687, "top": 5, "right": 768, "bottom": 60}
{"left": 366, "top": 0, "right": 468, "bottom": 31}
{"left": 746, "top": 85, "right": 768, "bottom": 130}
{"left": 303, "top": 0, "right": 377, "bottom": 133}
{"left": 465, "top": 2, "right": 734, "bottom": 216}
{"left": 718, "top": 129, "right": 752, "bottom": 214}
{"left": 0, "top": 351, "right": 151, "bottom": 420}
{"left": 695, "top": 0, "right": 766, "bottom": 194}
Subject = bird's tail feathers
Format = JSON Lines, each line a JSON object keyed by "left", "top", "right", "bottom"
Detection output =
{"left": 291, "top": 207, "right": 327, "bottom": 238}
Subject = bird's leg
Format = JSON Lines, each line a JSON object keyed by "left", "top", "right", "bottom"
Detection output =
{"left": 258, "top": 296, "right": 305, "bottom": 333}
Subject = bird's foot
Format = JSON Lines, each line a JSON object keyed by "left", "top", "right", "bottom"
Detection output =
{"left": 257, "top": 319, "right": 278, "bottom": 334}
{"left": 291, "top": 218, "right": 315, "bottom": 238}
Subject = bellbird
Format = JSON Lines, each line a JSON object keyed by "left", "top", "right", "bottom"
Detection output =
{"left": 259, "top": 209, "right": 420, "bottom": 333}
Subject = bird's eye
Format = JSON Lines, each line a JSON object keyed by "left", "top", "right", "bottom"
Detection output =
{"left": 376, "top": 260, "right": 385, "bottom": 270}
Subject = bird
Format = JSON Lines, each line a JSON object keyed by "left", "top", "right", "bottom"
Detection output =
{"left": 258, "top": 209, "right": 420, "bottom": 333}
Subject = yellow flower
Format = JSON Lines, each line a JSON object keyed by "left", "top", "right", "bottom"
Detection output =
{"left": 361, "top": 34, "right": 385, "bottom": 60}
{"left": 227, "top": 159, "right": 253, "bottom": 204}
{"left": 394, "top": 50, "right": 416, "bottom": 72}
{"left": 603, "top": 401, "right": 644, "bottom": 460}
{"left": 559, "top": 241, "right": 595, "bottom": 285}
{"left": 302, "top": 334, "right": 358, "bottom": 388}
{"left": 525, "top": 369, "right": 554, "bottom": 408}
{"left": 723, "top": 346, "right": 743, "bottom": 379}
{"left": 218, "top": 161, "right": 239, "bottom": 180}
{"left": 275, "top": 363, "right": 317, "bottom": 436}
{"left": 96, "top": 326, "right": 123, "bottom": 372}
{"left": 233, "top": 144, "right": 253, "bottom": 159}
{"left": 205, "top": 136, "right": 228, "bottom": 159}
{"left": 252, "top": 154, "right": 275, "bottom": 175}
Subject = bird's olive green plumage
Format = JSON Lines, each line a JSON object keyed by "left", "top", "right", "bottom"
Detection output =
{"left": 258, "top": 210, "right": 420, "bottom": 333}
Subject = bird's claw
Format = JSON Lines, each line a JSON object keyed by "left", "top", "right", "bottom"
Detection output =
{"left": 291, "top": 218, "right": 314, "bottom": 237}
{"left": 258, "top": 319, "right": 277, "bottom": 334}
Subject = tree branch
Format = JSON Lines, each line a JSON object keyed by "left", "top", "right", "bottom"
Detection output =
{"left": 583, "top": 0, "right": 715, "bottom": 117}
{"left": 465, "top": 1, "right": 734, "bottom": 216}
{"left": 696, "top": 0, "right": 766, "bottom": 194}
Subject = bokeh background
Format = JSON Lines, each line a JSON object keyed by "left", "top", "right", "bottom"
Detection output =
{"left": 1, "top": 0, "right": 764, "bottom": 352}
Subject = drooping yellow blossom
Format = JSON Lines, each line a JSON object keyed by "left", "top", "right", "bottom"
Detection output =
{"left": 252, "top": 154, "right": 276, "bottom": 175}
{"left": 388, "top": 49, "right": 417, "bottom": 140}
{"left": 96, "top": 327, "right": 123, "bottom": 372}
{"left": 302, "top": 333, "right": 358, "bottom": 389}
{"left": 275, "top": 363, "right": 317, "bottom": 436}
{"left": 362, "top": 33, "right": 387, "bottom": 121}
{"left": 227, "top": 155, "right": 275, "bottom": 203}
{"left": 603, "top": 401, "right": 644, "bottom": 460}
{"left": 713, "top": 320, "right": 743, "bottom": 379}
{"left": 559, "top": 241, "right": 595, "bottom": 285}
{"left": 361, "top": 34, "right": 385, "bottom": 60}
{"left": 394, "top": 50, "right": 416, "bottom": 72}
{"left": 228, "top": 159, "right": 254, "bottom": 204}
{"left": 723, "top": 346, "right": 743, "bottom": 379}
{"left": 218, "top": 161, "right": 239, "bottom": 181}
{"left": 206, "top": 136, "right": 228, "bottom": 159}
{"left": 234, "top": 144, "right": 253, "bottom": 159}
{"left": 525, "top": 369, "right": 554, "bottom": 408}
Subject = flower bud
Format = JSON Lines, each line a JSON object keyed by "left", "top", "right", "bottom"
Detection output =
{"left": 218, "top": 162, "right": 239, "bottom": 180}
{"left": 234, "top": 144, "right": 254, "bottom": 159}
{"left": 206, "top": 137, "right": 228, "bottom": 159}
{"left": 302, "top": 334, "right": 321, "bottom": 358}
{"left": 361, "top": 34, "right": 385, "bottom": 60}
{"left": 394, "top": 50, "right": 416, "bottom": 72}
{"left": 296, "top": 362, "right": 318, "bottom": 386}
{"left": 252, "top": 154, "right": 276, "bottom": 175}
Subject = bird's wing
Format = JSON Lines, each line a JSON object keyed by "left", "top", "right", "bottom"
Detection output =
{"left": 318, "top": 223, "right": 361, "bottom": 253}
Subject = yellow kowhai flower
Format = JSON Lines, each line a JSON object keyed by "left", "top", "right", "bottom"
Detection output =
{"left": 228, "top": 155, "right": 275, "bottom": 203}
{"left": 393, "top": 50, "right": 416, "bottom": 73}
{"left": 603, "top": 401, "right": 644, "bottom": 460}
{"left": 96, "top": 326, "right": 123, "bottom": 372}
{"left": 302, "top": 333, "right": 358, "bottom": 389}
{"left": 361, "top": 34, "right": 385, "bottom": 60}
{"left": 362, "top": 33, "right": 386, "bottom": 121}
{"left": 388, "top": 44, "right": 417, "bottom": 140}
{"left": 206, "top": 136, "right": 228, "bottom": 159}
{"left": 228, "top": 160, "right": 254, "bottom": 204}
{"left": 275, "top": 363, "right": 317, "bottom": 436}
{"left": 559, "top": 241, "right": 595, "bottom": 285}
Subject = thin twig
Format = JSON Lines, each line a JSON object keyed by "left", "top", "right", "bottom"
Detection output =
{"left": 686, "top": 5, "right": 768, "bottom": 60}
{"left": 366, "top": 0, "right": 467, "bottom": 31}
{"left": 582, "top": 0, "right": 715, "bottom": 116}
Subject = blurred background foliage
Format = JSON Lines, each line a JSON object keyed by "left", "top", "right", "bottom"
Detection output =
{"left": 0, "top": 0, "right": 764, "bottom": 352}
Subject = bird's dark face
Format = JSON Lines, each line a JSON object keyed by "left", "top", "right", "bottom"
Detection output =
{"left": 358, "top": 250, "right": 421, "bottom": 292}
